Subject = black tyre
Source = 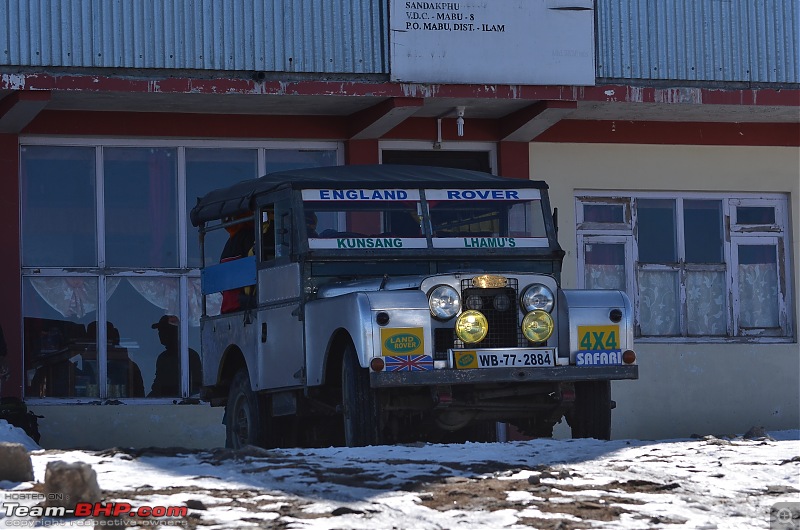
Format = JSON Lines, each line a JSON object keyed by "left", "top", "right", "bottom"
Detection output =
{"left": 225, "top": 369, "right": 265, "bottom": 449}
{"left": 569, "top": 381, "right": 612, "bottom": 440}
{"left": 341, "top": 343, "right": 381, "bottom": 447}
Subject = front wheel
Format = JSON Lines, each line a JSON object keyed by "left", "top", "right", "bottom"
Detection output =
{"left": 225, "top": 369, "right": 265, "bottom": 449}
{"left": 568, "top": 381, "right": 612, "bottom": 440}
{"left": 341, "top": 343, "right": 381, "bottom": 447}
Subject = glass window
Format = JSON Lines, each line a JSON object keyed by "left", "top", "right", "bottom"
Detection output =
{"left": 304, "top": 190, "right": 423, "bottom": 240}
{"left": 22, "top": 141, "right": 339, "bottom": 400}
{"left": 23, "top": 277, "right": 99, "bottom": 398}
{"left": 737, "top": 206, "right": 775, "bottom": 225}
{"left": 106, "top": 277, "right": 189, "bottom": 398}
{"left": 186, "top": 149, "right": 258, "bottom": 268}
{"left": 684, "top": 200, "right": 723, "bottom": 263}
{"left": 104, "top": 148, "right": 178, "bottom": 268}
{"left": 21, "top": 146, "right": 96, "bottom": 267}
{"left": 426, "top": 189, "right": 547, "bottom": 240}
{"left": 577, "top": 193, "right": 791, "bottom": 340}
{"left": 637, "top": 199, "right": 676, "bottom": 263}
{"left": 584, "top": 243, "right": 626, "bottom": 290}
{"left": 583, "top": 204, "right": 624, "bottom": 224}
{"left": 264, "top": 149, "right": 338, "bottom": 173}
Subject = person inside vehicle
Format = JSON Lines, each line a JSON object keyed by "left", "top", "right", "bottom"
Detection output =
{"left": 148, "top": 315, "right": 202, "bottom": 397}
{"left": 220, "top": 212, "right": 255, "bottom": 313}
{"left": 305, "top": 211, "right": 318, "bottom": 238}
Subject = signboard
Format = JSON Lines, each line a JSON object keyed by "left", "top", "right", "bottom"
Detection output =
{"left": 390, "top": 0, "right": 595, "bottom": 85}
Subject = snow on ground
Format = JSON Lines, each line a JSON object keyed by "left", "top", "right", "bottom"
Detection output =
{"left": 1, "top": 420, "right": 798, "bottom": 529}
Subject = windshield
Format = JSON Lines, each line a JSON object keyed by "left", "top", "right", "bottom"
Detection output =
{"left": 302, "top": 189, "right": 426, "bottom": 249}
{"left": 426, "top": 189, "right": 547, "bottom": 248}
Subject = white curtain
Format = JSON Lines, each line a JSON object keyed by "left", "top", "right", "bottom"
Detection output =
{"left": 29, "top": 277, "right": 121, "bottom": 318}
{"left": 686, "top": 271, "right": 726, "bottom": 336}
{"left": 585, "top": 264, "right": 625, "bottom": 290}
{"left": 127, "top": 278, "right": 179, "bottom": 318}
{"left": 638, "top": 270, "right": 679, "bottom": 336}
{"left": 738, "top": 264, "right": 779, "bottom": 328}
{"left": 30, "top": 277, "right": 204, "bottom": 326}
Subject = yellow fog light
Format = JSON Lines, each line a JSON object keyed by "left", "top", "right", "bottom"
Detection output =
{"left": 522, "top": 310, "right": 554, "bottom": 343}
{"left": 455, "top": 310, "right": 488, "bottom": 344}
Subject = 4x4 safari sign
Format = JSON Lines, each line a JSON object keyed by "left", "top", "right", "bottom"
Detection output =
{"left": 390, "top": 0, "right": 595, "bottom": 85}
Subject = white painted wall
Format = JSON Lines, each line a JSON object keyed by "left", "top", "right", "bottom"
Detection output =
{"left": 534, "top": 142, "right": 800, "bottom": 439}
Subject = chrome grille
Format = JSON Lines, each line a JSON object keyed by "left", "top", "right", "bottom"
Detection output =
{"left": 457, "top": 278, "right": 524, "bottom": 349}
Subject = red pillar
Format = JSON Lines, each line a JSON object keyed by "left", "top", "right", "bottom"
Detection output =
{"left": 0, "top": 134, "right": 22, "bottom": 398}
{"left": 345, "top": 139, "right": 379, "bottom": 165}
{"left": 497, "top": 141, "right": 530, "bottom": 179}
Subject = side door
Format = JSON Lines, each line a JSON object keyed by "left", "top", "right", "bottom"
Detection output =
{"left": 255, "top": 192, "right": 305, "bottom": 390}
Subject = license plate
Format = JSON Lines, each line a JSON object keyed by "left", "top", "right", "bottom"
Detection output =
{"left": 453, "top": 348, "right": 555, "bottom": 369}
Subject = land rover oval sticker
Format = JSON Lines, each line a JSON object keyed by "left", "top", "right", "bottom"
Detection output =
{"left": 381, "top": 328, "right": 425, "bottom": 356}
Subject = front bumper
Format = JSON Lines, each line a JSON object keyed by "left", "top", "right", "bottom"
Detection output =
{"left": 370, "top": 365, "right": 638, "bottom": 388}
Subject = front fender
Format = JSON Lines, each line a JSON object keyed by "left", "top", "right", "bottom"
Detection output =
{"left": 305, "top": 290, "right": 431, "bottom": 386}
{"left": 305, "top": 293, "right": 373, "bottom": 386}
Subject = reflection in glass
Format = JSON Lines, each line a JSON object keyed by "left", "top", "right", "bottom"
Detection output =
{"left": 738, "top": 245, "right": 779, "bottom": 328}
{"left": 584, "top": 243, "right": 625, "bottom": 290}
{"left": 638, "top": 199, "right": 676, "bottom": 263}
{"left": 186, "top": 149, "right": 258, "bottom": 268}
{"left": 684, "top": 200, "right": 723, "bottom": 263}
{"left": 23, "top": 277, "right": 99, "bottom": 398}
{"left": 638, "top": 270, "right": 680, "bottom": 335}
{"left": 21, "top": 146, "right": 96, "bottom": 267}
{"left": 430, "top": 200, "right": 546, "bottom": 238}
{"left": 264, "top": 149, "right": 338, "bottom": 174}
{"left": 104, "top": 148, "right": 178, "bottom": 267}
{"left": 737, "top": 206, "right": 776, "bottom": 225}
{"left": 583, "top": 204, "right": 624, "bottom": 224}
{"left": 306, "top": 200, "right": 422, "bottom": 238}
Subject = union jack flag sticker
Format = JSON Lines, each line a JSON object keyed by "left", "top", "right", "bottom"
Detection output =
{"left": 384, "top": 355, "right": 434, "bottom": 372}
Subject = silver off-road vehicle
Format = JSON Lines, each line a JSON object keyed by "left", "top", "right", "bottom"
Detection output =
{"left": 190, "top": 165, "right": 638, "bottom": 448}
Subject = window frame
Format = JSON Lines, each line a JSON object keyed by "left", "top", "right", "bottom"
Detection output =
{"left": 576, "top": 191, "right": 794, "bottom": 343}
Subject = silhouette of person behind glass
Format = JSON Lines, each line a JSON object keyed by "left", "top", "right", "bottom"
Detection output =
{"left": 148, "top": 315, "right": 202, "bottom": 397}
{"left": 86, "top": 321, "right": 145, "bottom": 397}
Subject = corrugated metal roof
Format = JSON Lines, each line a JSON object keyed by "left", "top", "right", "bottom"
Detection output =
{"left": 597, "top": 0, "right": 799, "bottom": 83}
{"left": 0, "top": 0, "right": 388, "bottom": 74}
{"left": 2, "top": 0, "right": 796, "bottom": 84}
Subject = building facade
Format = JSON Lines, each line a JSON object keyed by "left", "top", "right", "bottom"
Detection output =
{"left": 0, "top": 0, "right": 797, "bottom": 448}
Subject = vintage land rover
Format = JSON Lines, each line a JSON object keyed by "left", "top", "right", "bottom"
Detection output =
{"left": 190, "top": 165, "right": 638, "bottom": 448}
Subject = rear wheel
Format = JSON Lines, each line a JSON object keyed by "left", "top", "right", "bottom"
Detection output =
{"left": 225, "top": 369, "right": 265, "bottom": 449}
{"left": 341, "top": 343, "right": 381, "bottom": 447}
{"left": 569, "top": 381, "right": 612, "bottom": 440}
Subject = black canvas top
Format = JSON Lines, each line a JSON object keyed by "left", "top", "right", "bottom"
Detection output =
{"left": 190, "top": 164, "right": 548, "bottom": 226}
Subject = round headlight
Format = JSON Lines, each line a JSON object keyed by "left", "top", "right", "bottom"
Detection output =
{"left": 493, "top": 294, "right": 511, "bottom": 311}
{"left": 521, "top": 284, "right": 555, "bottom": 313}
{"left": 428, "top": 285, "right": 461, "bottom": 320}
{"left": 455, "top": 310, "right": 488, "bottom": 344}
{"left": 465, "top": 295, "right": 484, "bottom": 310}
{"left": 522, "top": 310, "right": 554, "bottom": 343}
